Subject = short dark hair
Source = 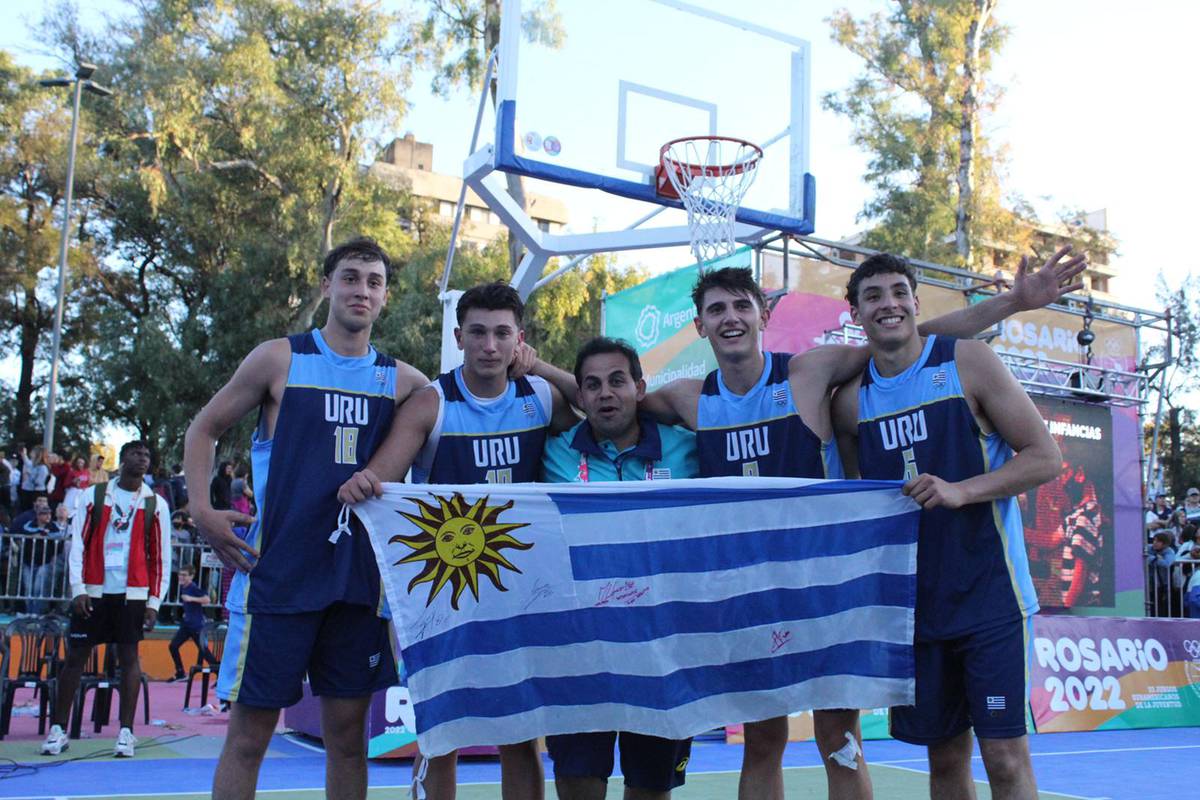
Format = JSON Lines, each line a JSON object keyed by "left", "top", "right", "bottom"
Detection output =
{"left": 691, "top": 267, "right": 767, "bottom": 314}
{"left": 1153, "top": 531, "right": 1174, "bottom": 546}
{"left": 178, "top": 564, "right": 193, "bottom": 575}
{"left": 573, "top": 337, "right": 643, "bottom": 385}
{"left": 119, "top": 440, "right": 151, "bottom": 460}
{"left": 845, "top": 253, "right": 918, "bottom": 306}
{"left": 456, "top": 281, "right": 524, "bottom": 326}
{"left": 322, "top": 236, "right": 393, "bottom": 281}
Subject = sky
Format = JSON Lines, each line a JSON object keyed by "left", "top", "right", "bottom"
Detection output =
{"left": 2, "top": 0, "right": 1196, "bottom": 380}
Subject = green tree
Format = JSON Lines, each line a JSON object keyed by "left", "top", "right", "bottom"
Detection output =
{"left": 0, "top": 51, "right": 104, "bottom": 446}
{"left": 34, "top": 0, "right": 425, "bottom": 455}
{"left": 416, "top": 0, "right": 563, "bottom": 272}
{"left": 1146, "top": 274, "right": 1200, "bottom": 500}
{"left": 824, "top": 0, "right": 1011, "bottom": 265}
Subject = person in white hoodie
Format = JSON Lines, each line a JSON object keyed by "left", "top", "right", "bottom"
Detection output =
{"left": 40, "top": 441, "right": 171, "bottom": 759}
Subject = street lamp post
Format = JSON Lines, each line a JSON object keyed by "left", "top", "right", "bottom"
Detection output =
{"left": 38, "top": 63, "right": 112, "bottom": 454}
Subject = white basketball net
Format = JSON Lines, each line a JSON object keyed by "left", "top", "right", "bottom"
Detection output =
{"left": 660, "top": 138, "right": 762, "bottom": 267}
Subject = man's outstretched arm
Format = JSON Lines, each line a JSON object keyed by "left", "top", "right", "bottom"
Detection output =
{"left": 916, "top": 245, "right": 1087, "bottom": 338}
{"left": 795, "top": 245, "right": 1089, "bottom": 391}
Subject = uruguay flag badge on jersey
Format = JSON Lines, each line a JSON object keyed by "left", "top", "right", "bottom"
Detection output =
{"left": 931, "top": 370, "right": 947, "bottom": 388}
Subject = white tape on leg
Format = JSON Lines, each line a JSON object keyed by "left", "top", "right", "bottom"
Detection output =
{"left": 828, "top": 730, "right": 862, "bottom": 770}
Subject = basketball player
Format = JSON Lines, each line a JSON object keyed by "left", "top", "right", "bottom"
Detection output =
{"left": 525, "top": 247, "right": 1084, "bottom": 800}
{"left": 832, "top": 253, "right": 1061, "bottom": 800}
{"left": 183, "top": 237, "right": 429, "bottom": 800}
{"left": 337, "top": 281, "right": 577, "bottom": 800}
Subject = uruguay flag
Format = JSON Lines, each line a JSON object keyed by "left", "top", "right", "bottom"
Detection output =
{"left": 355, "top": 477, "right": 919, "bottom": 757}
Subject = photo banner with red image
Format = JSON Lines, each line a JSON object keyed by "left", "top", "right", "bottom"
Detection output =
{"left": 1022, "top": 396, "right": 1116, "bottom": 610}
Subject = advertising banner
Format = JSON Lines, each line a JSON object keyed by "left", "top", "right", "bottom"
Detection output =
{"left": 1031, "top": 615, "right": 1200, "bottom": 732}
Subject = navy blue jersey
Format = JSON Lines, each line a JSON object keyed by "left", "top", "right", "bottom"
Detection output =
{"left": 696, "top": 352, "right": 843, "bottom": 479}
{"left": 228, "top": 329, "right": 397, "bottom": 614}
{"left": 856, "top": 335, "right": 1038, "bottom": 639}
{"left": 413, "top": 369, "right": 552, "bottom": 485}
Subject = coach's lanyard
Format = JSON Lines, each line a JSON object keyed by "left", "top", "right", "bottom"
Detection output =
{"left": 577, "top": 452, "right": 653, "bottom": 482}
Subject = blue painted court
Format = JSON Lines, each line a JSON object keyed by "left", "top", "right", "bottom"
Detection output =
{"left": 1, "top": 726, "right": 1195, "bottom": 799}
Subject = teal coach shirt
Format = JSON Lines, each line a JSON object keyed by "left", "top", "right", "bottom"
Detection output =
{"left": 542, "top": 414, "right": 699, "bottom": 483}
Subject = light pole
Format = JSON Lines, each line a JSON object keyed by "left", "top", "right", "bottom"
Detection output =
{"left": 38, "top": 63, "right": 112, "bottom": 454}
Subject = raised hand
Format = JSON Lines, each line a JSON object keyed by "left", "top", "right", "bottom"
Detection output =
{"left": 1011, "top": 245, "right": 1087, "bottom": 311}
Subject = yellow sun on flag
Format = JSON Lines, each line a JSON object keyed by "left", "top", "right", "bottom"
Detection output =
{"left": 391, "top": 492, "right": 533, "bottom": 609}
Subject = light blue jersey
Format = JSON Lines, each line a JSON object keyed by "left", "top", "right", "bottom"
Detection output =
{"left": 542, "top": 415, "right": 698, "bottom": 483}
{"left": 413, "top": 369, "right": 552, "bottom": 485}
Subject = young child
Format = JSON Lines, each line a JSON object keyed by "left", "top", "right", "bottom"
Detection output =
{"left": 167, "top": 566, "right": 218, "bottom": 681}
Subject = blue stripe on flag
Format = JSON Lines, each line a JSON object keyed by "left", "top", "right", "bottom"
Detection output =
{"left": 403, "top": 573, "right": 915, "bottom": 671}
{"left": 412, "top": 638, "right": 913, "bottom": 730}
{"left": 547, "top": 480, "right": 904, "bottom": 515}
{"left": 568, "top": 516, "right": 914, "bottom": 579}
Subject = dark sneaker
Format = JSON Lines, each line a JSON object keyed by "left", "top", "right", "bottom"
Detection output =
{"left": 166, "top": 673, "right": 186, "bottom": 683}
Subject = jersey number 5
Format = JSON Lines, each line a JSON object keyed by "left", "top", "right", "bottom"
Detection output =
{"left": 334, "top": 426, "right": 359, "bottom": 465}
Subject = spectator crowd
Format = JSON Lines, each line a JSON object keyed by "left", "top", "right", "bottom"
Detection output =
{"left": 0, "top": 444, "right": 249, "bottom": 622}
{"left": 1145, "top": 486, "right": 1200, "bottom": 617}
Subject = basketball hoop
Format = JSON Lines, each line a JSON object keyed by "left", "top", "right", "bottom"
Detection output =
{"left": 655, "top": 136, "right": 763, "bottom": 267}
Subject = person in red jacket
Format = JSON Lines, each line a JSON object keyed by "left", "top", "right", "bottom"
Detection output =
{"left": 40, "top": 441, "right": 172, "bottom": 759}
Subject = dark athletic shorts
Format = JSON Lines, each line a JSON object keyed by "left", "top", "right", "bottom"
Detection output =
{"left": 891, "top": 616, "right": 1032, "bottom": 745}
{"left": 68, "top": 594, "right": 146, "bottom": 647}
{"left": 546, "top": 731, "right": 692, "bottom": 791}
{"left": 217, "top": 602, "right": 398, "bottom": 709}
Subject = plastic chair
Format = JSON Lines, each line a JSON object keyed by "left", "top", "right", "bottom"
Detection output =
{"left": 184, "top": 621, "right": 226, "bottom": 709}
{"left": 69, "top": 642, "right": 150, "bottom": 738}
{"left": 0, "top": 617, "right": 60, "bottom": 736}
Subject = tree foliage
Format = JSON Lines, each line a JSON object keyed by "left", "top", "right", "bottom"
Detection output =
{"left": 0, "top": 0, "right": 644, "bottom": 462}
{"left": 823, "top": 0, "right": 1114, "bottom": 272}
{"left": 1146, "top": 274, "right": 1200, "bottom": 499}
{"left": 0, "top": 50, "right": 105, "bottom": 447}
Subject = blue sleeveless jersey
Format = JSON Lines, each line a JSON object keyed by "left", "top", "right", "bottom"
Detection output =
{"left": 412, "top": 369, "right": 551, "bottom": 484}
{"left": 696, "top": 352, "right": 842, "bottom": 479}
{"left": 228, "top": 329, "right": 397, "bottom": 614}
{"left": 856, "top": 335, "right": 1038, "bottom": 639}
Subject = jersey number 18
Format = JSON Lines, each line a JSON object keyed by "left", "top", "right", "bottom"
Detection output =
{"left": 334, "top": 426, "right": 359, "bottom": 465}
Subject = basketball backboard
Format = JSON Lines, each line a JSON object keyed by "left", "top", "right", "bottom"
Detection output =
{"left": 454, "top": 0, "right": 817, "bottom": 298}
{"left": 493, "top": 0, "right": 814, "bottom": 237}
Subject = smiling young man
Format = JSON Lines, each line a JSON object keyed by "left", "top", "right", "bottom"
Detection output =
{"left": 183, "top": 237, "right": 429, "bottom": 800}
{"left": 831, "top": 254, "right": 1063, "bottom": 800}
{"left": 337, "top": 281, "right": 576, "bottom": 800}
{"left": 540, "top": 337, "right": 698, "bottom": 800}
{"left": 526, "top": 249, "right": 1083, "bottom": 800}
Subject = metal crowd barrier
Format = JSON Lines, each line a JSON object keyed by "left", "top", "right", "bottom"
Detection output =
{"left": 1144, "top": 556, "right": 1200, "bottom": 618}
{"left": 0, "top": 533, "right": 223, "bottom": 615}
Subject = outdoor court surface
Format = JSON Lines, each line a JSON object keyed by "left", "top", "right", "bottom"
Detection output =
{"left": 0, "top": 683, "right": 1195, "bottom": 800}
